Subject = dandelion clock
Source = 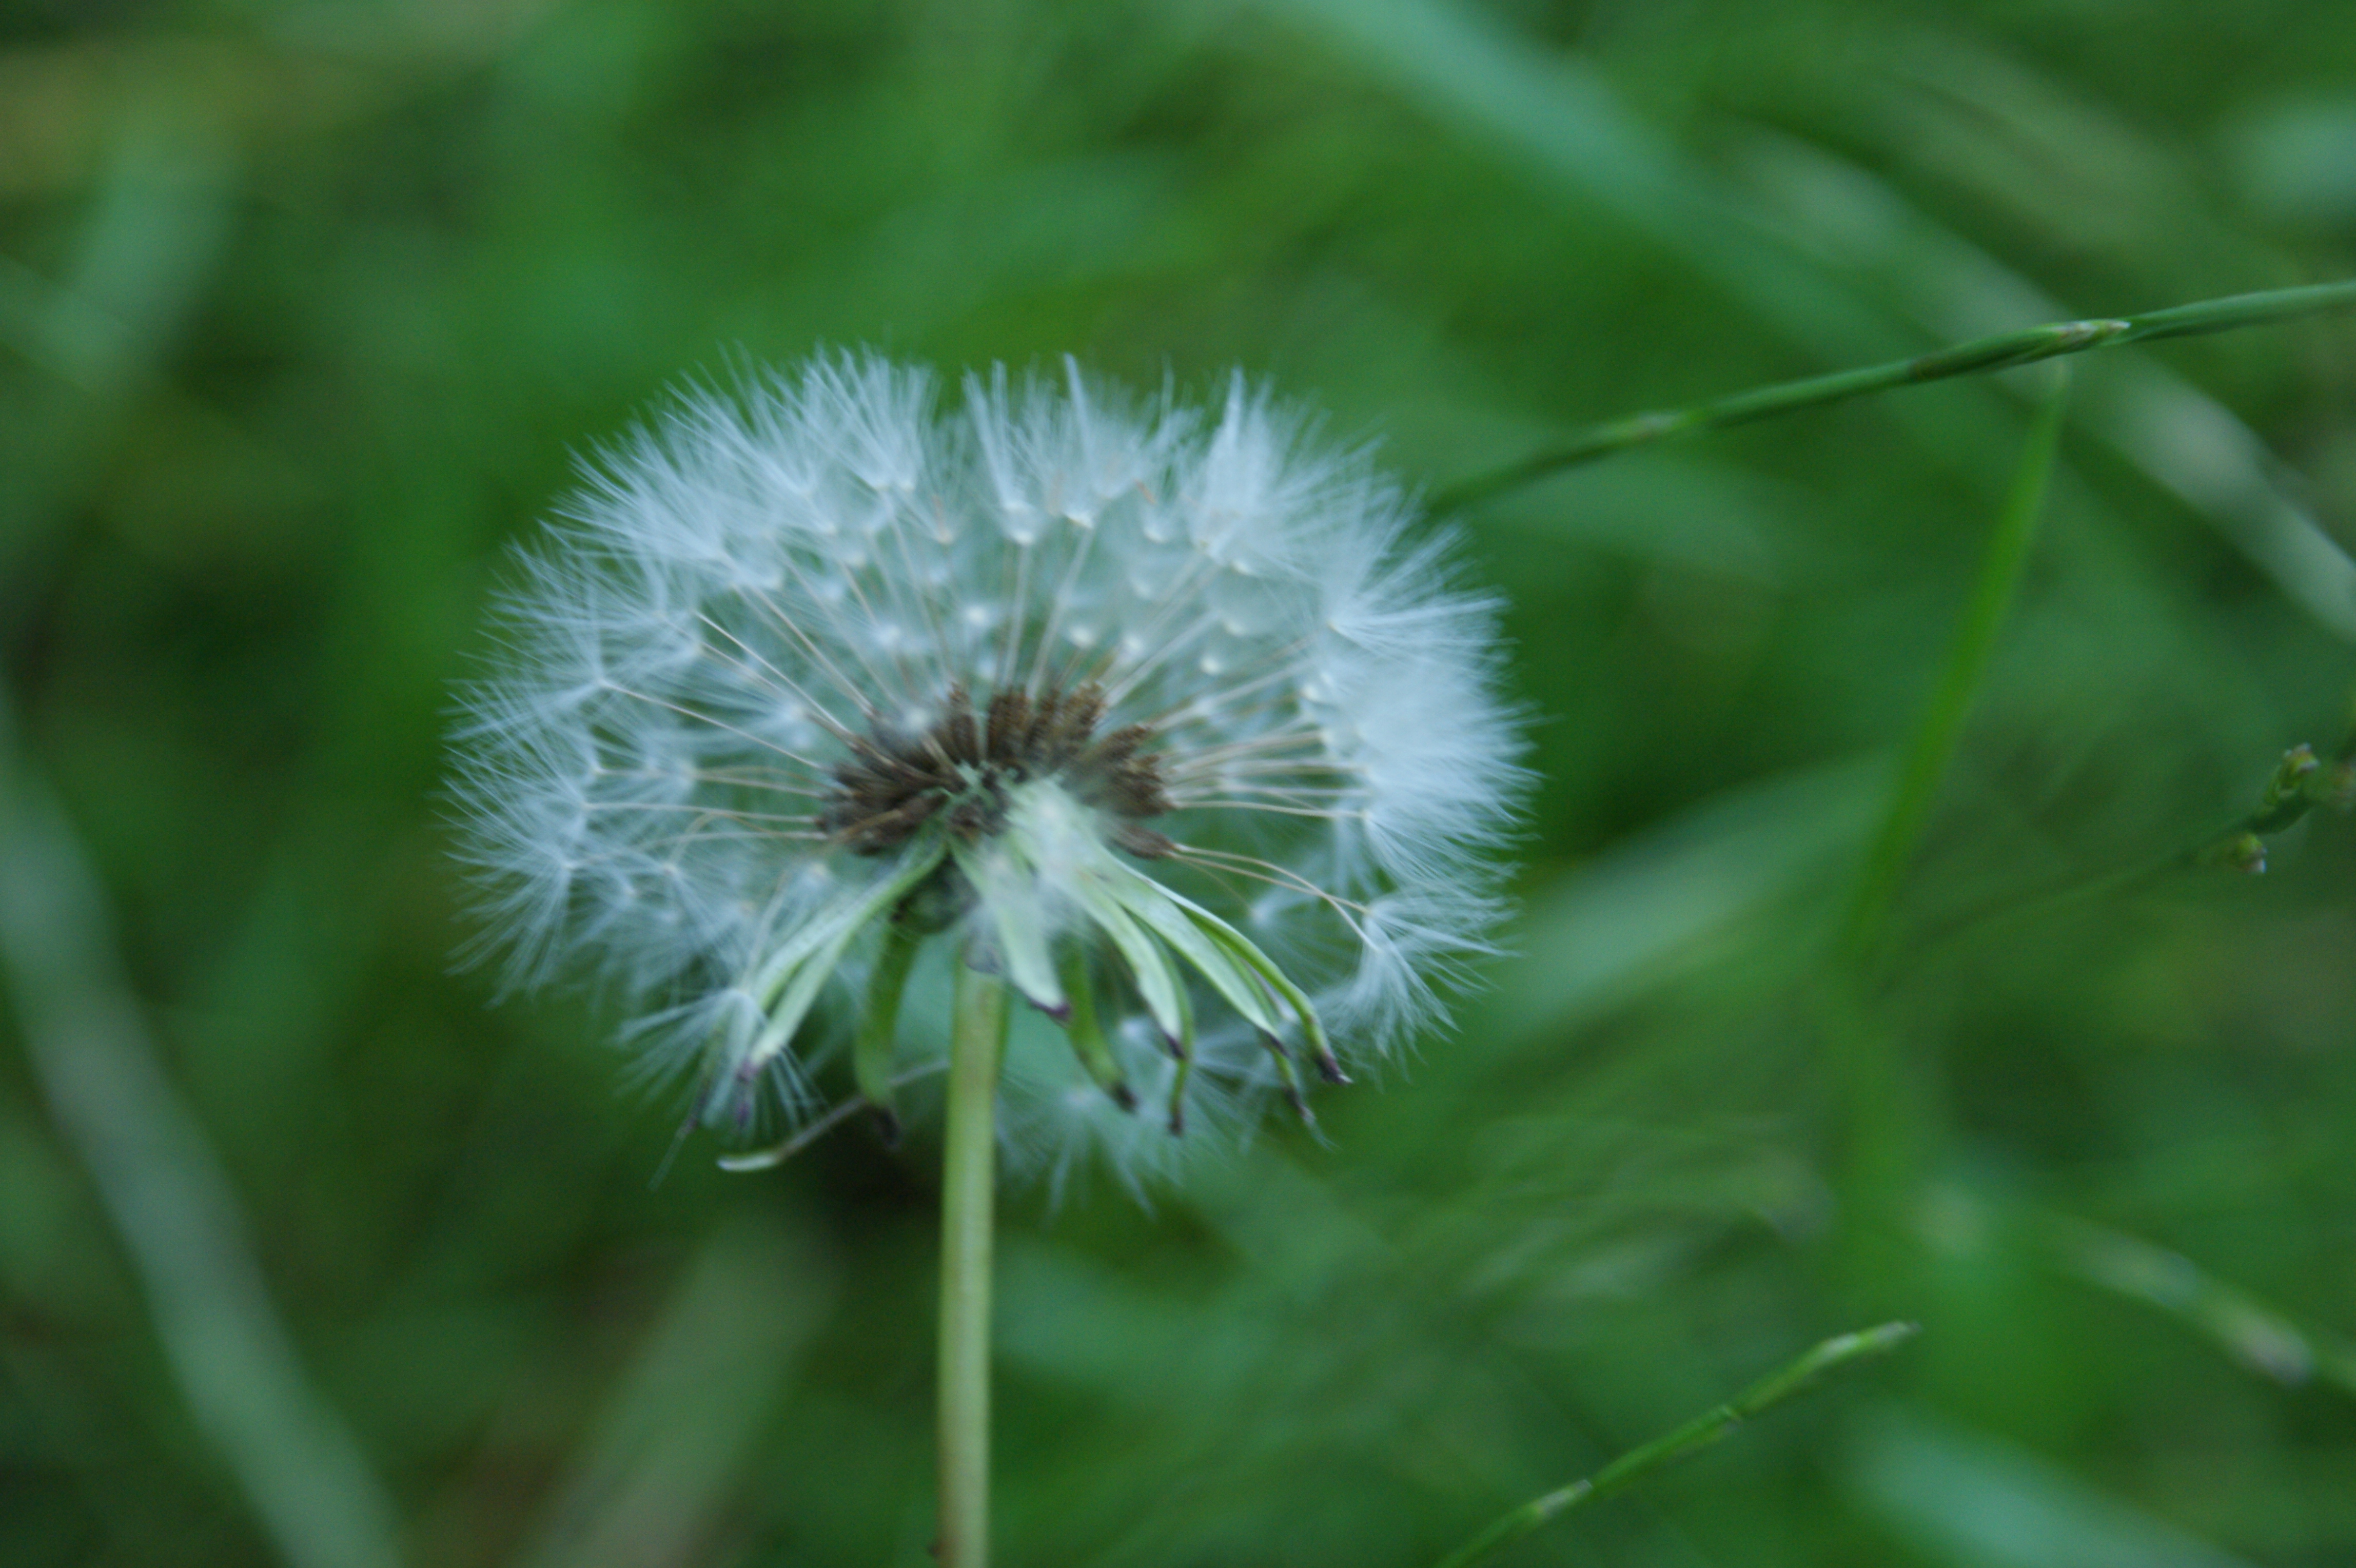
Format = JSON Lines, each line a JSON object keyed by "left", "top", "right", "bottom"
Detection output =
{"left": 448, "top": 351, "right": 1522, "bottom": 1565}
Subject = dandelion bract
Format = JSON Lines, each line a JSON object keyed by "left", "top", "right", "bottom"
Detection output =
{"left": 450, "top": 352, "right": 1521, "bottom": 1181}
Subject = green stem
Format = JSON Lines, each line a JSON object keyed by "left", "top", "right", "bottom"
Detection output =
{"left": 1838, "top": 368, "right": 2070, "bottom": 972}
{"left": 1918, "top": 714, "right": 2356, "bottom": 963}
{"left": 1822, "top": 373, "right": 2067, "bottom": 1293}
{"left": 1431, "top": 278, "right": 2356, "bottom": 510}
{"left": 1433, "top": 1322, "right": 1919, "bottom": 1568}
{"left": 938, "top": 962, "right": 1008, "bottom": 1568}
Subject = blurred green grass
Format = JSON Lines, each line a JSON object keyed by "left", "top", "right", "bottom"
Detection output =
{"left": 5, "top": 2, "right": 2356, "bottom": 1565}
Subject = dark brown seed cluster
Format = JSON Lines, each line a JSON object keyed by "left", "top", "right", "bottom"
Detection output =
{"left": 822, "top": 684, "right": 1173, "bottom": 856}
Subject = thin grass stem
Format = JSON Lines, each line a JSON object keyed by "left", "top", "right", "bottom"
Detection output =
{"left": 1432, "top": 278, "right": 2356, "bottom": 511}
{"left": 1915, "top": 690, "right": 2356, "bottom": 965}
{"left": 2039, "top": 1212, "right": 2356, "bottom": 1396}
{"left": 1838, "top": 369, "right": 2071, "bottom": 972}
{"left": 1432, "top": 1322, "right": 1919, "bottom": 1568}
{"left": 1815, "top": 371, "right": 2067, "bottom": 1293}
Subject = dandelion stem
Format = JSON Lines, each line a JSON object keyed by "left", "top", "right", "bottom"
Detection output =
{"left": 1432, "top": 1322, "right": 1919, "bottom": 1568}
{"left": 1431, "top": 277, "right": 2356, "bottom": 510}
{"left": 938, "top": 961, "right": 1008, "bottom": 1568}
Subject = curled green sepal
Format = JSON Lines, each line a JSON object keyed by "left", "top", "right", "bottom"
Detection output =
{"left": 950, "top": 838, "right": 1064, "bottom": 1015}
{"left": 853, "top": 913, "right": 926, "bottom": 1142}
{"left": 713, "top": 1060, "right": 948, "bottom": 1171}
{"left": 706, "top": 833, "right": 949, "bottom": 1124}
{"left": 1112, "top": 885, "right": 1319, "bottom": 1115}
{"left": 1067, "top": 874, "right": 1191, "bottom": 1055}
{"left": 1082, "top": 856, "right": 1334, "bottom": 1127}
{"left": 1100, "top": 858, "right": 1342, "bottom": 1096}
{"left": 1055, "top": 943, "right": 1135, "bottom": 1111}
{"left": 955, "top": 781, "right": 1341, "bottom": 1135}
{"left": 1165, "top": 1029, "right": 1196, "bottom": 1135}
{"left": 1118, "top": 874, "right": 1313, "bottom": 1118}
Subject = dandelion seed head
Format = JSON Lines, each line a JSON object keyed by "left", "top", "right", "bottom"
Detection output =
{"left": 449, "top": 350, "right": 1523, "bottom": 1182}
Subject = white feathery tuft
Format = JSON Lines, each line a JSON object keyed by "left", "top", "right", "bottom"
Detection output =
{"left": 449, "top": 350, "right": 1524, "bottom": 1183}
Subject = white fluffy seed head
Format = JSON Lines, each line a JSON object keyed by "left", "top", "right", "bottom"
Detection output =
{"left": 448, "top": 350, "right": 1524, "bottom": 1184}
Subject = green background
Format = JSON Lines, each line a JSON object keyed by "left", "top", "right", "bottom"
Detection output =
{"left": 5, "top": 1, "right": 2356, "bottom": 1564}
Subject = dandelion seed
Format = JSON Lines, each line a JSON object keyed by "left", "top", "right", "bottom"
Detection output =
{"left": 448, "top": 351, "right": 1522, "bottom": 1185}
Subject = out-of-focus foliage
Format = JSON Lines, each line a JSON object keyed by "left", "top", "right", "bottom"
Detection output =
{"left": 4, "top": 2, "right": 2355, "bottom": 1565}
